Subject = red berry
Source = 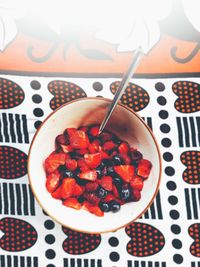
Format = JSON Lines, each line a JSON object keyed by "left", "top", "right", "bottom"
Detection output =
{"left": 120, "top": 153, "right": 131, "bottom": 164}
{"left": 60, "top": 178, "right": 76, "bottom": 199}
{"left": 55, "top": 134, "right": 67, "bottom": 145}
{"left": 88, "top": 140, "right": 100, "bottom": 154}
{"left": 84, "top": 153, "right": 101, "bottom": 169}
{"left": 51, "top": 186, "right": 62, "bottom": 199}
{"left": 79, "top": 170, "right": 97, "bottom": 181}
{"left": 137, "top": 159, "right": 152, "bottom": 179}
{"left": 100, "top": 176, "right": 113, "bottom": 191}
{"left": 83, "top": 192, "right": 101, "bottom": 205}
{"left": 77, "top": 159, "right": 90, "bottom": 172}
{"left": 89, "top": 125, "right": 100, "bottom": 137}
{"left": 99, "top": 131, "right": 112, "bottom": 142}
{"left": 62, "top": 198, "right": 81, "bottom": 210}
{"left": 103, "top": 141, "right": 116, "bottom": 151}
{"left": 114, "top": 165, "right": 135, "bottom": 183}
{"left": 70, "top": 130, "right": 89, "bottom": 149}
{"left": 46, "top": 170, "right": 61, "bottom": 193}
{"left": 60, "top": 144, "right": 73, "bottom": 153}
{"left": 78, "top": 126, "right": 88, "bottom": 133}
{"left": 130, "top": 176, "right": 144, "bottom": 191}
{"left": 65, "top": 159, "right": 77, "bottom": 171}
{"left": 118, "top": 142, "right": 130, "bottom": 154}
{"left": 82, "top": 201, "right": 104, "bottom": 217}
{"left": 76, "top": 148, "right": 89, "bottom": 155}
{"left": 104, "top": 194, "right": 116, "bottom": 203}
{"left": 45, "top": 152, "right": 67, "bottom": 173}
{"left": 132, "top": 189, "right": 141, "bottom": 201}
{"left": 112, "top": 184, "right": 119, "bottom": 198}
{"left": 73, "top": 184, "right": 84, "bottom": 196}
{"left": 85, "top": 182, "right": 99, "bottom": 192}
{"left": 99, "top": 146, "right": 110, "bottom": 159}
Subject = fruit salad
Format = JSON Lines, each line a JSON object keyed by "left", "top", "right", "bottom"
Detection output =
{"left": 44, "top": 125, "right": 152, "bottom": 217}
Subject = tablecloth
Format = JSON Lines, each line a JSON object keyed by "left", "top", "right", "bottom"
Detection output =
{"left": 0, "top": 73, "right": 199, "bottom": 267}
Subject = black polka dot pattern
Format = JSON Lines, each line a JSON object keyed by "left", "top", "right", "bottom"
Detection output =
{"left": 45, "top": 249, "right": 56, "bottom": 259}
{"left": 155, "top": 82, "right": 165, "bottom": 91}
{"left": 170, "top": 210, "right": 180, "bottom": 220}
{"left": 166, "top": 181, "right": 177, "bottom": 191}
{"left": 159, "top": 110, "right": 169, "bottom": 119}
{"left": 109, "top": 237, "right": 119, "bottom": 247}
{"left": 45, "top": 234, "right": 55, "bottom": 244}
{"left": 165, "top": 167, "right": 175, "bottom": 176}
{"left": 163, "top": 152, "right": 173, "bottom": 162}
{"left": 171, "top": 225, "right": 181, "bottom": 234}
{"left": 109, "top": 252, "right": 120, "bottom": 262}
{"left": 33, "top": 108, "right": 44, "bottom": 117}
{"left": 32, "top": 94, "right": 42, "bottom": 104}
{"left": 93, "top": 82, "right": 103, "bottom": 91}
{"left": 161, "top": 138, "right": 172, "bottom": 147}
{"left": 44, "top": 220, "right": 55, "bottom": 230}
{"left": 34, "top": 120, "right": 42, "bottom": 130}
{"left": 160, "top": 124, "right": 170, "bottom": 133}
{"left": 31, "top": 80, "right": 41, "bottom": 90}
{"left": 172, "top": 239, "right": 182, "bottom": 249}
{"left": 157, "top": 96, "right": 167, "bottom": 105}
{"left": 168, "top": 196, "right": 178, "bottom": 205}
{"left": 173, "top": 254, "right": 183, "bottom": 264}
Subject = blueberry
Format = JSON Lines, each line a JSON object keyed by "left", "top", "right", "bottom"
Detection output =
{"left": 102, "top": 159, "right": 111, "bottom": 167}
{"left": 113, "top": 176, "right": 123, "bottom": 186}
{"left": 112, "top": 135, "right": 122, "bottom": 145}
{"left": 58, "top": 165, "right": 66, "bottom": 172}
{"left": 96, "top": 167, "right": 103, "bottom": 178}
{"left": 106, "top": 166, "right": 116, "bottom": 177}
{"left": 99, "top": 202, "right": 110, "bottom": 212}
{"left": 109, "top": 200, "right": 121, "bottom": 212}
{"left": 112, "top": 155, "right": 123, "bottom": 165}
{"left": 96, "top": 186, "right": 108, "bottom": 198}
{"left": 78, "top": 196, "right": 85, "bottom": 203}
{"left": 131, "top": 150, "right": 143, "bottom": 163}
{"left": 76, "top": 178, "right": 88, "bottom": 186}
{"left": 120, "top": 185, "right": 131, "bottom": 201}
{"left": 62, "top": 170, "right": 74, "bottom": 178}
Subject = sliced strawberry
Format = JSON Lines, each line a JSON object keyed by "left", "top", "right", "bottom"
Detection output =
{"left": 89, "top": 125, "right": 100, "bottom": 137}
{"left": 118, "top": 142, "right": 130, "bottom": 154}
{"left": 100, "top": 176, "right": 113, "bottom": 191}
{"left": 104, "top": 194, "right": 116, "bottom": 203}
{"left": 132, "top": 189, "right": 141, "bottom": 201}
{"left": 73, "top": 183, "right": 84, "bottom": 196}
{"left": 60, "top": 178, "right": 76, "bottom": 199}
{"left": 45, "top": 152, "right": 67, "bottom": 173}
{"left": 130, "top": 176, "right": 144, "bottom": 191}
{"left": 65, "top": 128, "right": 77, "bottom": 137}
{"left": 114, "top": 165, "right": 135, "bottom": 182}
{"left": 51, "top": 186, "right": 62, "bottom": 199}
{"left": 63, "top": 198, "right": 81, "bottom": 210}
{"left": 88, "top": 140, "right": 100, "bottom": 154}
{"left": 85, "top": 182, "right": 99, "bottom": 192}
{"left": 137, "top": 159, "right": 152, "bottom": 179}
{"left": 65, "top": 159, "right": 77, "bottom": 171}
{"left": 130, "top": 148, "right": 143, "bottom": 162}
{"left": 99, "top": 146, "right": 110, "bottom": 159}
{"left": 60, "top": 144, "right": 73, "bottom": 153}
{"left": 46, "top": 170, "right": 61, "bottom": 193}
{"left": 55, "top": 134, "right": 67, "bottom": 145}
{"left": 120, "top": 153, "right": 131, "bottom": 164}
{"left": 78, "top": 126, "right": 88, "bottom": 133}
{"left": 79, "top": 170, "right": 97, "bottom": 181}
{"left": 69, "top": 130, "right": 89, "bottom": 149}
{"left": 84, "top": 153, "right": 101, "bottom": 169}
{"left": 82, "top": 201, "right": 104, "bottom": 217}
{"left": 112, "top": 184, "right": 119, "bottom": 198}
{"left": 103, "top": 141, "right": 116, "bottom": 152}
{"left": 99, "top": 131, "right": 112, "bottom": 142}
{"left": 83, "top": 192, "right": 101, "bottom": 205}
{"left": 76, "top": 148, "right": 89, "bottom": 155}
{"left": 77, "top": 159, "right": 90, "bottom": 172}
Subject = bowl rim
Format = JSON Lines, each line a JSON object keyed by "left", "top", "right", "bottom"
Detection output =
{"left": 28, "top": 97, "right": 162, "bottom": 234}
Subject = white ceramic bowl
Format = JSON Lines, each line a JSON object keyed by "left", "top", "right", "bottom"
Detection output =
{"left": 28, "top": 98, "right": 162, "bottom": 233}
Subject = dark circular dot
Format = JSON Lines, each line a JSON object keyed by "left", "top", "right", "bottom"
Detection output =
{"left": 165, "top": 166, "right": 175, "bottom": 176}
{"left": 109, "top": 252, "right": 120, "bottom": 262}
{"left": 171, "top": 224, "right": 181, "bottom": 234}
{"left": 173, "top": 254, "right": 183, "bottom": 264}
{"left": 31, "top": 80, "right": 41, "bottom": 90}
{"left": 46, "top": 265, "right": 55, "bottom": 267}
{"left": 34, "top": 120, "right": 42, "bottom": 129}
{"left": 163, "top": 152, "right": 173, "bottom": 162}
{"left": 155, "top": 82, "right": 165, "bottom": 91}
{"left": 166, "top": 181, "right": 177, "bottom": 191}
{"left": 32, "top": 94, "right": 42, "bottom": 104}
{"left": 172, "top": 239, "right": 182, "bottom": 249}
{"left": 159, "top": 110, "right": 169, "bottom": 119}
{"left": 157, "top": 96, "right": 167, "bottom": 105}
{"left": 33, "top": 108, "right": 44, "bottom": 117}
{"left": 96, "top": 95, "right": 103, "bottom": 98}
{"left": 160, "top": 124, "right": 170, "bottom": 133}
{"left": 45, "top": 249, "right": 56, "bottom": 259}
{"left": 44, "top": 220, "right": 55, "bottom": 230}
{"left": 43, "top": 209, "right": 48, "bottom": 216}
{"left": 170, "top": 210, "right": 180, "bottom": 220}
{"left": 93, "top": 82, "right": 103, "bottom": 91}
{"left": 161, "top": 138, "right": 172, "bottom": 147}
{"left": 109, "top": 237, "right": 119, "bottom": 247}
{"left": 168, "top": 196, "right": 178, "bottom": 205}
{"left": 45, "top": 234, "right": 55, "bottom": 244}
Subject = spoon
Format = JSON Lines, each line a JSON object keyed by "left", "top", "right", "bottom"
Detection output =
{"left": 99, "top": 48, "right": 143, "bottom": 134}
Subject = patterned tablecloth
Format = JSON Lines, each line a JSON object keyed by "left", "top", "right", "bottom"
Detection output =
{"left": 0, "top": 73, "right": 199, "bottom": 267}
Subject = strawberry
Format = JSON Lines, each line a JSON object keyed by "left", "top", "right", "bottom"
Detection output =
{"left": 77, "top": 159, "right": 90, "bottom": 172}
{"left": 104, "top": 194, "right": 116, "bottom": 203}
{"left": 88, "top": 140, "right": 100, "bottom": 154}
{"left": 103, "top": 141, "right": 116, "bottom": 152}
{"left": 85, "top": 182, "right": 99, "bottom": 192}
{"left": 84, "top": 153, "right": 101, "bottom": 169}
{"left": 60, "top": 144, "right": 73, "bottom": 153}
{"left": 65, "top": 128, "right": 77, "bottom": 137}
{"left": 118, "top": 142, "right": 130, "bottom": 154}
{"left": 69, "top": 130, "right": 89, "bottom": 149}
{"left": 99, "top": 146, "right": 110, "bottom": 159}
{"left": 120, "top": 153, "right": 131, "bottom": 164}
{"left": 99, "top": 131, "right": 112, "bottom": 142}
{"left": 56, "top": 134, "right": 67, "bottom": 145}
{"left": 79, "top": 170, "right": 97, "bottom": 181}
{"left": 100, "top": 176, "right": 113, "bottom": 191}
{"left": 45, "top": 152, "right": 67, "bottom": 173}
{"left": 78, "top": 126, "right": 88, "bottom": 133}
{"left": 46, "top": 170, "right": 61, "bottom": 193}
{"left": 82, "top": 201, "right": 104, "bottom": 217}
{"left": 137, "top": 159, "right": 152, "bottom": 179}
{"left": 132, "top": 189, "right": 141, "bottom": 201}
{"left": 51, "top": 186, "right": 62, "bottom": 199}
{"left": 112, "top": 184, "right": 119, "bottom": 198}
{"left": 130, "top": 176, "right": 144, "bottom": 191}
{"left": 73, "top": 184, "right": 84, "bottom": 196}
{"left": 60, "top": 178, "right": 76, "bottom": 199}
{"left": 65, "top": 159, "right": 77, "bottom": 171}
{"left": 76, "top": 148, "right": 89, "bottom": 155}
{"left": 130, "top": 148, "right": 143, "bottom": 162}
{"left": 89, "top": 125, "right": 100, "bottom": 137}
{"left": 83, "top": 192, "right": 101, "bottom": 205}
{"left": 114, "top": 165, "right": 135, "bottom": 183}
{"left": 63, "top": 198, "right": 81, "bottom": 210}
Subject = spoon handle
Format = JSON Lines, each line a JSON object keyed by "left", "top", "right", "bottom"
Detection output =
{"left": 99, "top": 48, "right": 143, "bottom": 134}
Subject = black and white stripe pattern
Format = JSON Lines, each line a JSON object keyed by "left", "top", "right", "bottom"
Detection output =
{"left": 127, "top": 260, "right": 166, "bottom": 267}
{"left": 140, "top": 191, "right": 163, "bottom": 219}
{"left": 0, "top": 113, "right": 29, "bottom": 144}
{"left": 63, "top": 258, "right": 102, "bottom": 267}
{"left": 176, "top": 117, "right": 200, "bottom": 147}
{"left": 185, "top": 188, "right": 200, "bottom": 220}
{"left": 191, "top": 262, "right": 200, "bottom": 267}
{"left": 0, "top": 256, "right": 38, "bottom": 267}
{"left": 0, "top": 183, "right": 35, "bottom": 216}
{"left": 142, "top": 117, "right": 153, "bottom": 131}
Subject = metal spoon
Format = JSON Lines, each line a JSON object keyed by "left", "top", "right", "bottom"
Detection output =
{"left": 99, "top": 48, "right": 143, "bottom": 134}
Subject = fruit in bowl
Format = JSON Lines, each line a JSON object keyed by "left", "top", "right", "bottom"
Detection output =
{"left": 44, "top": 125, "right": 152, "bottom": 217}
{"left": 28, "top": 98, "right": 161, "bottom": 233}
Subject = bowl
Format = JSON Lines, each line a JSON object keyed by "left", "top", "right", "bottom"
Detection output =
{"left": 28, "top": 97, "right": 162, "bottom": 233}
